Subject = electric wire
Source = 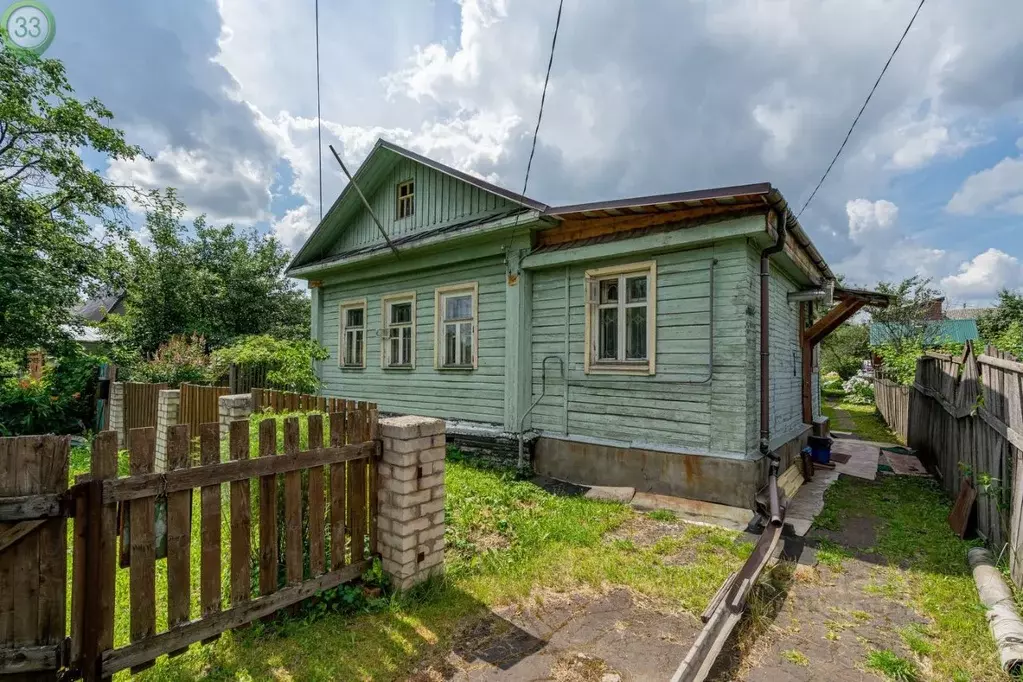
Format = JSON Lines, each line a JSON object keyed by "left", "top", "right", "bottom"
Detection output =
{"left": 315, "top": 0, "right": 324, "bottom": 221}
{"left": 521, "top": 0, "right": 564, "bottom": 197}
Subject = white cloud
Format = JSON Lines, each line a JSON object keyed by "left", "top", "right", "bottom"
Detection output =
{"left": 947, "top": 156, "right": 1023, "bottom": 215}
{"left": 941, "top": 248, "right": 1023, "bottom": 301}
{"left": 845, "top": 198, "right": 898, "bottom": 245}
{"left": 272, "top": 204, "right": 318, "bottom": 254}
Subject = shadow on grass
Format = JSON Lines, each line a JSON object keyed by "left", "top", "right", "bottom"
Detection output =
{"left": 136, "top": 577, "right": 545, "bottom": 682}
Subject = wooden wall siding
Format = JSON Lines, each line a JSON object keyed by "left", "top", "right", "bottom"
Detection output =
{"left": 319, "top": 257, "right": 507, "bottom": 423}
{"left": 330, "top": 157, "right": 517, "bottom": 255}
{"left": 528, "top": 243, "right": 753, "bottom": 456}
{"left": 766, "top": 260, "right": 804, "bottom": 439}
{"left": 124, "top": 382, "right": 168, "bottom": 431}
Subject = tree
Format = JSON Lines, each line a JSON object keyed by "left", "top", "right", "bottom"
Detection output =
{"left": 820, "top": 323, "right": 869, "bottom": 379}
{"left": 869, "top": 276, "right": 944, "bottom": 353}
{"left": 104, "top": 192, "right": 309, "bottom": 359}
{"left": 977, "top": 289, "right": 1023, "bottom": 342}
{"left": 0, "top": 46, "right": 144, "bottom": 352}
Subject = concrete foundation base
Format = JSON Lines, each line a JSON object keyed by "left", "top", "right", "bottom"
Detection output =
{"left": 533, "top": 427, "right": 811, "bottom": 509}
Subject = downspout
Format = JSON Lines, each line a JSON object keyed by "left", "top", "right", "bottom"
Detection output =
{"left": 760, "top": 201, "right": 788, "bottom": 527}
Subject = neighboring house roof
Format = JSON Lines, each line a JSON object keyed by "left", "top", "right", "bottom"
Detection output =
{"left": 869, "top": 320, "right": 979, "bottom": 347}
{"left": 287, "top": 137, "right": 834, "bottom": 282}
{"left": 74, "top": 291, "right": 124, "bottom": 322}
{"left": 945, "top": 307, "right": 993, "bottom": 321}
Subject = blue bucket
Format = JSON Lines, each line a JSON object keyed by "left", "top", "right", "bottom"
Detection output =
{"left": 808, "top": 435, "right": 833, "bottom": 464}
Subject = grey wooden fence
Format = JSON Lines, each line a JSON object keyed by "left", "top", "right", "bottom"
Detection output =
{"left": 873, "top": 375, "right": 910, "bottom": 442}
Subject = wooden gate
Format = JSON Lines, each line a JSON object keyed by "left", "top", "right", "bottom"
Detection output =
{"left": 0, "top": 402, "right": 378, "bottom": 680}
{"left": 178, "top": 384, "right": 230, "bottom": 434}
{"left": 122, "top": 382, "right": 167, "bottom": 431}
{"left": 0, "top": 435, "right": 70, "bottom": 678}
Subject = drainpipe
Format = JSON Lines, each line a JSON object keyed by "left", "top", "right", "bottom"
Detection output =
{"left": 760, "top": 200, "right": 788, "bottom": 527}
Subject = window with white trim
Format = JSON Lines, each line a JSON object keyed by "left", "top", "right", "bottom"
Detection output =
{"left": 339, "top": 300, "right": 366, "bottom": 368}
{"left": 382, "top": 293, "right": 415, "bottom": 368}
{"left": 397, "top": 180, "right": 414, "bottom": 220}
{"left": 435, "top": 283, "right": 478, "bottom": 369}
{"left": 585, "top": 262, "right": 656, "bottom": 374}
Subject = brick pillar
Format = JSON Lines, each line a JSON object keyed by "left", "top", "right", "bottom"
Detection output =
{"left": 155, "top": 389, "right": 180, "bottom": 471}
{"left": 219, "top": 393, "right": 253, "bottom": 438}
{"left": 109, "top": 382, "right": 125, "bottom": 446}
{"left": 377, "top": 416, "right": 446, "bottom": 590}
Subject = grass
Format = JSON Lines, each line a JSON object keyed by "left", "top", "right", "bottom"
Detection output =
{"left": 781, "top": 649, "right": 809, "bottom": 666}
{"left": 820, "top": 398, "right": 902, "bottom": 444}
{"left": 814, "top": 539, "right": 852, "bottom": 571}
{"left": 865, "top": 649, "right": 920, "bottom": 681}
{"left": 67, "top": 426, "right": 752, "bottom": 681}
{"left": 646, "top": 509, "right": 677, "bottom": 522}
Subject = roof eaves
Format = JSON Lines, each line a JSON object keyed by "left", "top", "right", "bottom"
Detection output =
{"left": 543, "top": 182, "right": 773, "bottom": 216}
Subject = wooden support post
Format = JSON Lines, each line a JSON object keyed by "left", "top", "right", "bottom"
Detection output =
{"left": 83, "top": 431, "right": 118, "bottom": 682}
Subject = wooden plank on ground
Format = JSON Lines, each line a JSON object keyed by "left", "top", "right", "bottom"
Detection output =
{"left": 199, "top": 424, "right": 222, "bottom": 642}
{"left": 258, "top": 420, "right": 278, "bottom": 598}
{"left": 307, "top": 414, "right": 326, "bottom": 576}
{"left": 329, "top": 412, "right": 347, "bottom": 570}
{"left": 166, "top": 424, "right": 191, "bottom": 658}
{"left": 128, "top": 428, "right": 157, "bottom": 673}
{"left": 949, "top": 478, "right": 978, "bottom": 538}
{"left": 283, "top": 417, "right": 303, "bottom": 584}
{"left": 229, "top": 420, "right": 251, "bottom": 607}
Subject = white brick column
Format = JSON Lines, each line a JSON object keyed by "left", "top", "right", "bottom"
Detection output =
{"left": 377, "top": 416, "right": 446, "bottom": 590}
{"left": 155, "top": 389, "right": 180, "bottom": 471}
{"left": 109, "top": 382, "right": 125, "bottom": 446}
{"left": 218, "top": 393, "right": 253, "bottom": 438}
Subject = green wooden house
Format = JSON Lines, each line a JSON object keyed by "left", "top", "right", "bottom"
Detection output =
{"left": 287, "top": 139, "right": 873, "bottom": 508}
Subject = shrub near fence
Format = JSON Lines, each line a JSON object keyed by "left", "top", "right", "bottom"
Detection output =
{"left": 887, "top": 342, "right": 1023, "bottom": 587}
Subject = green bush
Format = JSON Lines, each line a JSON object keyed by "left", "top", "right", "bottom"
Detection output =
{"left": 993, "top": 321, "right": 1023, "bottom": 359}
{"left": 211, "top": 335, "right": 327, "bottom": 394}
{"left": 876, "top": 340, "right": 964, "bottom": 386}
{"left": 0, "top": 349, "right": 104, "bottom": 436}
{"left": 132, "top": 334, "right": 216, "bottom": 387}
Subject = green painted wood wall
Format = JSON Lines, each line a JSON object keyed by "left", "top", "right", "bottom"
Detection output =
{"left": 329, "top": 156, "right": 518, "bottom": 255}
{"left": 318, "top": 256, "right": 508, "bottom": 423}
{"left": 528, "top": 242, "right": 754, "bottom": 457}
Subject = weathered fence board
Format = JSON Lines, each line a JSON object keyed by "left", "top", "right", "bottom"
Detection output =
{"left": 179, "top": 384, "right": 231, "bottom": 435}
{"left": 0, "top": 435, "right": 68, "bottom": 681}
{"left": 873, "top": 376, "right": 909, "bottom": 442}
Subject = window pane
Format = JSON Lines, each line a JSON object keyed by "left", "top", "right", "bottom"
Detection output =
{"left": 402, "top": 328, "right": 412, "bottom": 364}
{"left": 459, "top": 322, "right": 473, "bottom": 365}
{"left": 626, "top": 276, "right": 647, "bottom": 303}
{"left": 390, "top": 301, "right": 412, "bottom": 325}
{"left": 346, "top": 307, "right": 363, "bottom": 328}
{"left": 444, "top": 294, "right": 472, "bottom": 321}
{"left": 355, "top": 330, "right": 363, "bottom": 364}
{"left": 598, "top": 307, "right": 618, "bottom": 360}
{"left": 626, "top": 307, "right": 647, "bottom": 359}
{"left": 444, "top": 324, "right": 457, "bottom": 365}
{"left": 599, "top": 279, "right": 618, "bottom": 304}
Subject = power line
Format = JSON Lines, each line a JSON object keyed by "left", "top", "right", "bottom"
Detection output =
{"left": 522, "top": 0, "right": 564, "bottom": 197}
{"left": 313, "top": 0, "right": 321, "bottom": 221}
{"left": 795, "top": 0, "right": 927, "bottom": 220}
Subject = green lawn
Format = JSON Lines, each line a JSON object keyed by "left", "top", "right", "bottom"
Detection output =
{"left": 68, "top": 420, "right": 752, "bottom": 681}
{"left": 821, "top": 398, "right": 903, "bottom": 444}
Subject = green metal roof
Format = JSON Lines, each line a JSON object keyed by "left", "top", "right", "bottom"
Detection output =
{"left": 869, "top": 319, "right": 979, "bottom": 347}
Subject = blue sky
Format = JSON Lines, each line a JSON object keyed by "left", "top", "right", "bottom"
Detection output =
{"left": 32, "top": 0, "right": 1023, "bottom": 304}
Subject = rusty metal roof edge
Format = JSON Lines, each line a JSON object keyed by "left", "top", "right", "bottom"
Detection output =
{"left": 543, "top": 182, "right": 773, "bottom": 216}
{"left": 767, "top": 186, "right": 835, "bottom": 282}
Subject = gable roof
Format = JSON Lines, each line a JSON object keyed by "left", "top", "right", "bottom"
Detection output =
{"left": 945, "top": 307, "right": 992, "bottom": 321}
{"left": 74, "top": 291, "right": 124, "bottom": 322}
{"left": 287, "top": 139, "right": 548, "bottom": 272}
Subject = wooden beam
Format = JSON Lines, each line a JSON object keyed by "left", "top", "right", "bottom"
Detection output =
{"left": 0, "top": 644, "right": 61, "bottom": 673}
{"left": 100, "top": 560, "right": 372, "bottom": 676}
{"left": 103, "top": 443, "right": 376, "bottom": 504}
{"left": 0, "top": 494, "right": 63, "bottom": 521}
{"left": 0, "top": 519, "right": 44, "bottom": 553}
{"left": 539, "top": 204, "right": 764, "bottom": 247}
{"left": 805, "top": 299, "right": 865, "bottom": 347}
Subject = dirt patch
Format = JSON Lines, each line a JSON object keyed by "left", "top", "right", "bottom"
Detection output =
{"left": 410, "top": 588, "right": 696, "bottom": 681}
{"left": 604, "top": 515, "right": 689, "bottom": 549}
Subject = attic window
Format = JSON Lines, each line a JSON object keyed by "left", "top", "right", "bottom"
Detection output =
{"left": 397, "top": 180, "right": 414, "bottom": 220}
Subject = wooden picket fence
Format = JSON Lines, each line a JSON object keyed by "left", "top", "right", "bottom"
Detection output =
{"left": 251, "top": 388, "right": 350, "bottom": 414}
{"left": 0, "top": 403, "right": 379, "bottom": 680}
{"left": 123, "top": 382, "right": 167, "bottom": 431}
{"left": 873, "top": 374, "right": 910, "bottom": 442}
{"left": 178, "top": 383, "right": 231, "bottom": 433}
{"left": 881, "top": 342, "right": 1023, "bottom": 587}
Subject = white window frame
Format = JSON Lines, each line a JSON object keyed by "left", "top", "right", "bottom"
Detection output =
{"left": 584, "top": 261, "right": 657, "bottom": 375}
{"left": 338, "top": 298, "right": 367, "bottom": 369}
{"left": 381, "top": 291, "right": 416, "bottom": 369}
{"left": 396, "top": 179, "right": 414, "bottom": 220}
{"left": 434, "top": 282, "right": 479, "bottom": 370}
